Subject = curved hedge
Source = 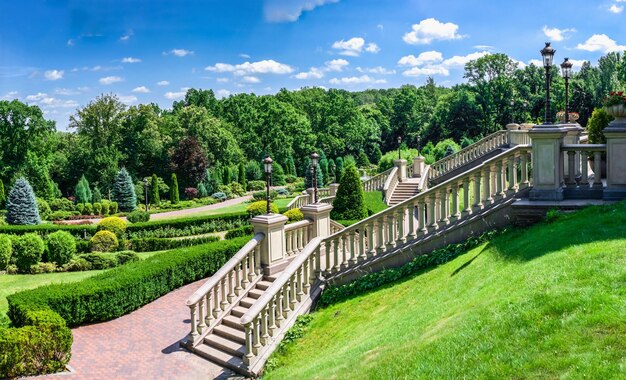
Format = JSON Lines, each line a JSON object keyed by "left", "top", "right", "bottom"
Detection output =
{"left": 2, "top": 236, "right": 249, "bottom": 377}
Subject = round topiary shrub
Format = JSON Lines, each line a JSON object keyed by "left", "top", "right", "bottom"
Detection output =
{"left": 110, "top": 202, "right": 119, "bottom": 214}
{"left": 13, "top": 233, "right": 45, "bottom": 273}
{"left": 84, "top": 203, "right": 94, "bottom": 215}
{"left": 284, "top": 208, "right": 304, "bottom": 222}
{"left": 127, "top": 210, "right": 150, "bottom": 223}
{"left": 0, "top": 234, "right": 12, "bottom": 270}
{"left": 97, "top": 216, "right": 127, "bottom": 238}
{"left": 6, "top": 177, "right": 41, "bottom": 225}
{"left": 331, "top": 163, "right": 367, "bottom": 221}
{"left": 90, "top": 230, "right": 119, "bottom": 252}
{"left": 247, "top": 201, "right": 279, "bottom": 218}
{"left": 46, "top": 231, "right": 76, "bottom": 266}
{"left": 93, "top": 202, "right": 102, "bottom": 215}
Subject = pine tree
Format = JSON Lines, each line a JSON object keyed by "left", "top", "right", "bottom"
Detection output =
{"left": 238, "top": 162, "right": 247, "bottom": 191}
{"left": 112, "top": 168, "right": 137, "bottom": 212}
{"left": 0, "top": 179, "right": 5, "bottom": 209}
{"left": 170, "top": 173, "right": 179, "bottom": 204}
{"left": 357, "top": 151, "right": 371, "bottom": 167}
{"left": 74, "top": 175, "right": 92, "bottom": 204}
{"left": 150, "top": 174, "right": 160, "bottom": 207}
{"left": 335, "top": 157, "right": 345, "bottom": 182}
{"left": 6, "top": 177, "right": 41, "bottom": 225}
{"left": 92, "top": 187, "right": 102, "bottom": 203}
{"left": 330, "top": 163, "right": 367, "bottom": 221}
{"left": 198, "top": 182, "right": 208, "bottom": 198}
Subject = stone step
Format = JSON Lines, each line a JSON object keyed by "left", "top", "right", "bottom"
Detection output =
{"left": 248, "top": 288, "right": 264, "bottom": 299}
{"left": 239, "top": 297, "right": 257, "bottom": 308}
{"left": 214, "top": 324, "right": 246, "bottom": 344}
{"left": 256, "top": 280, "right": 273, "bottom": 291}
{"left": 204, "top": 333, "right": 245, "bottom": 357}
{"left": 230, "top": 306, "right": 249, "bottom": 318}
{"left": 193, "top": 343, "right": 247, "bottom": 374}
{"left": 223, "top": 314, "right": 244, "bottom": 331}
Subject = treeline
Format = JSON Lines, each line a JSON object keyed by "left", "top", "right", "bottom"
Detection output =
{"left": 0, "top": 52, "right": 624, "bottom": 199}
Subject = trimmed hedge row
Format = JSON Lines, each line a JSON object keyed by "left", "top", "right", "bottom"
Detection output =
{"left": 2, "top": 237, "right": 249, "bottom": 377}
{"left": 127, "top": 235, "right": 220, "bottom": 252}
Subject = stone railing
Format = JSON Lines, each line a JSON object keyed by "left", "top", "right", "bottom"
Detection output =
{"left": 319, "top": 196, "right": 335, "bottom": 205}
{"left": 185, "top": 233, "right": 264, "bottom": 346}
{"left": 429, "top": 130, "right": 509, "bottom": 181}
{"left": 562, "top": 144, "right": 606, "bottom": 194}
{"left": 383, "top": 167, "right": 399, "bottom": 205}
{"left": 286, "top": 194, "right": 310, "bottom": 210}
{"left": 317, "top": 188, "right": 331, "bottom": 198}
{"left": 330, "top": 219, "right": 345, "bottom": 234}
{"left": 287, "top": 187, "right": 335, "bottom": 210}
{"left": 362, "top": 168, "right": 393, "bottom": 192}
{"left": 284, "top": 220, "right": 312, "bottom": 257}
{"left": 509, "top": 130, "right": 531, "bottom": 146}
{"left": 238, "top": 145, "right": 532, "bottom": 371}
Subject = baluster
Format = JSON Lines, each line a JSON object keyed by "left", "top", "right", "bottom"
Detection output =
{"left": 220, "top": 277, "right": 228, "bottom": 311}
{"left": 243, "top": 322, "right": 254, "bottom": 365}
{"left": 462, "top": 177, "right": 471, "bottom": 218}
{"left": 289, "top": 276, "right": 297, "bottom": 310}
{"left": 253, "top": 316, "right": 262, "bottom": 355}
{"left": 333, "top": 237, "right": 341, "bottom": 272}
{"left": 593, "top": 151, "right": 602, "bottom": 187}
{"left": 227, "top": 271, "right": 235, "bottom": 303}
{"left": 254, "top": 246, "right": 262, "bottom": 277}
{"left": 428, "top": 194, "right": 438, "bottom": 232}
{"left": 304, "top": 256, "right": 312, "bottom": 294}
{"left": 507, "top": 155, "right": 518, "bottom": 194}
{"left": 282, "top": 283, "right": 291, "bottom": 317}
{"left": 386, "top": 213, "right": 395, "bottom": 249}
{"left": 520, "top": 152, "right": 529, "bottom": 187}
{"left": 276, "top": 288, "right": 284, "bottom": 327}
{"left": 325, "top": 240, "right": 332, "bottom": 273}
{"left": 417, "top": 200, "right": 427, "bottom": 235}
{"left": 247, "top": 249, "right": 255, "bottom": 284}
{"left": 261, "top": 307, "right": 269, "bottom": 345}
{"left": 473, "top": 171, "right": 483, "bottom": 212}
{"left": 450, "top": 183, "right": 459, "bottom": 222}
{"left": 483, "top": 166, "right": 492, "bottom": 206}
{"left": 439, "top": 188, "right": 449, "bottom": 226}
{"left": 349, "top": 231, "right": 357, "bottom": 265}
{"left": 407, "top": 203, "right": 416, "bottom": 239}
{"left": 396, "top": 208, "right": 405, "bottom": 244}
{"left": 497, "top": 160, "right": 505, "bottom": 199}
{"left": 205, "top": 292, "right": 214, "bottom": 326}
{"left": 567, "top": 151, "right": 577, "bottom": 186}
{"left": 368, "top": 222, "right": 376, "bottom": 257}
{"left": 581, "top": 151, "right": 589, "bottom": 186}
{"left": 189, "top": 304, "right": 199, "bottom": 342}
{"left": 342, "top": 234, "right": 349, "bottom": 268}
{"left": 296, "top": 266, "right": 304, "bottom": 301}
{"left": 377, "top": 216, "right": 385, "bottom": 253}
{"left": 213, "top": 286, "right": 221, "bottom": 319}
{"left": 235, "top": 261, "right": 243, "bottom": 296}
{"left": 359, "top": 227, "right": 367, "bottom": 260}
{"left": 197, "top": 298, "right": 206, "bottom": 334}
{"left": 268, "top": 300, "right": 277, "bottom": 337}
{"left": 242, "top": 252, "right": 250, "bottom": 289}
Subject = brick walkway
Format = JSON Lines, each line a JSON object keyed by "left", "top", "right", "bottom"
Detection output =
{"left": 39, "top": 279, "right": 239, "bottom": 380}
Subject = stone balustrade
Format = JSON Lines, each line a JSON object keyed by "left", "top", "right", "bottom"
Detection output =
{"left": 383, "top": 166, "right": 399, "bottom": 204}
{"left": 330, "top": 219, "right": 345, "bottom": 234}
{"left": 319, "top": 195, "right": 335, "bottom": 205}
{"left": 286, "top": 194, "right": 309, "bottom": 210}
{"left": 185, "top": 233, "right": 264, "bottom": 346}
{"left": 284, "top": 220, "right": 312, "bottom": 257}
{"left": 561, "top": 144, "right": 606, "bottom": 197}
{"left": 362, "top": 167, "right": 393, "bottom": 191}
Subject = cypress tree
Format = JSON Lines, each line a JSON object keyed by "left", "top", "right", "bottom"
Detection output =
{"left": 170, "top": 173, "right": 180, "bottom": 204}
{"left": 328, "top": 159, "right": 336, "bottom": 183}
{"left": 150, "top": 174, "right": 160, "bottom": 207}
{"left": 304, "top": 158, "right": 324, "bottom": 189}
{"left": 330, "top": 163, "right": 367, "bottom": 221}
{"left": 357, "top": 150, "right": 371, "bottom": 167}
{"left": 320, "top": 158, "right": 329, "bottom": 186}
{"left": 112, "top": 168, "right": 137, "bottom": 212}
{"left": 272, "top": 162, "right": 286, "bottom": 186}
{"left": 238, "top": 162, "right": 247, "bottom": 191}
{"left": 92, "top": 187, "right": 102, "bottom": 203}
{"left": 370, "top": 145, "right": 383, "bottom": 165}
{"left": 6, "top": 177, "right": 41, "bottom": 225}
{"left": 0, "top": 179, "right": 5, "bottom": 209}
{"left": 74, "top": 178, "right": 87, "bottom": 204}
{"left": 335, "top": 157, "right": 345, "bottom": 181}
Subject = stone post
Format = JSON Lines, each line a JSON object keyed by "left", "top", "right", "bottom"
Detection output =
{"left": 528, "top": 124, "right": 567, "bottom": 201}
{"left": 412, "top": 156, "right": 425, "bottom": 178}
{"left": 250, "top": 213, "right": 289, "bottom": 275}
{"left": 301, "top": 203, "right": 333, "bottom": 239}
{"left": 506, "top": 123, "right": 520, "bottom": 146}
{"left": 394, "top": 159, "right": 407, "bottom": 182}
{"left": 306, "top": 188, "right": 315, "bottom": 204}
{"left": 603, "top": 117, "right": 626, "bottom": 200}
{"left": 562, "top": 123, "right": 584, "bottom": 179}
{"left": 329, "top": 183, "right": 340, "bottom": 196}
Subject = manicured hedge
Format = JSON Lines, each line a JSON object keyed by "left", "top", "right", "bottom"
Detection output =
{"left": 127, "top": 235, "right": 220, "bottom": 252}
{"left": 224, "top": 225, "right": 254, "bottom": 239}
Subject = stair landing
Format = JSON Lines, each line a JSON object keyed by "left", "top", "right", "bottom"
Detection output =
{"left": 389, "top": 178, "right": 421, "bottom": 206}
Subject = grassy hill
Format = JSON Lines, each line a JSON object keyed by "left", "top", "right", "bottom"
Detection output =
{"left": 265, "top": 203, "right": 626, "bottom": 379}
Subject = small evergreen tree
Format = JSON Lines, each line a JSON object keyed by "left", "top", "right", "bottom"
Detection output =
{"left": 357, "top": 150, "right": 371, "bottom": 167}
{"left": 150, "top": 173, "right": 160, "bottom": 206}
{"left": 170, "top": 173, "right": 180, "bottom": 204}
{"left": 304, "top": 158, "right": 324, "bottom": 189}
{"left": 6, "top": 177, "right": 41, "bottom": 225}
{"left": 330, "top": 164, "right": 367, "bottom": 221}
{"left": 245, "top": 160, "right": 262, "bottom": 181}
{"left": 198, "top": 182, "right": 208, "bottom": 198}
{"left": 238, "top": 162, "right": 247, "bottom": 191}
{"left": 74, "top": 175, "right": 92, "bottom": 204}
{"left": 370, "top": 145, "right": 383, "bottom": 165}
{"left": 272, "top": 162, "right": 286, "bottom": 186}
{"left": 320, "top": 158, "right": 329, "bottom": 186}
{"left": 92, "top": 187, "right": 102, "bottom": 203}
{"left": 112, "top": 168, "right": 137, "bottom": 212}
{"left": 0, "top": 179, "right": 5, "bottom": 209}
{"left": 328, "top": 159, "right": 336, "bottom": 183}
{"left": 335, "top": 157, "right": 345, "bottom": 181}
{"left": 223, "top": 166, "right": 231, "bottom": 184}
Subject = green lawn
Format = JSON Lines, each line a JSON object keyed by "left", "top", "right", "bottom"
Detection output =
{"left": 156, "top": 197, "right": 295, "bottom": 219}
{"left": 364, "top": 191, "right": 388, "bottom": 214}
{"left": 265, "top": 203, "right": 626, "bottom": 379}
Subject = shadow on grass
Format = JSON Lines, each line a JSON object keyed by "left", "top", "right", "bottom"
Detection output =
{"left": 450, "top": 246, "right": 487, "bottom": 277}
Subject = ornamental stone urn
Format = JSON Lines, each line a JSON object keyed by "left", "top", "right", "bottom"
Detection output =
{"left": 605, "top": 104, "right": 626, "bottom": 125}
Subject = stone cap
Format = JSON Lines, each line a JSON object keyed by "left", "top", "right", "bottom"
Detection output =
{"left": 506, "top": 123, "right": 520, "bottom": 130}
{"left": 301, "top": 202, "right": 333, "bottom": 215}
{"left": 250, "top": 213, "right": 288, "bottom": 227}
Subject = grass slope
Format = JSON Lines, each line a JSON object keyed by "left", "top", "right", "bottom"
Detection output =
{"left": 265, "top": 204, "right": 626, "bottom": 379}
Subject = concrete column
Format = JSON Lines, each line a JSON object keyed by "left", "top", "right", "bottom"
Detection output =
{"left": 603, "top": 115, "right": 626, "bottom": 200}
{"left": 528, "top": 124, "right": 567, "bottom": 201}
{"left": 394, "top": 159, "right": 407, "bottom": 182}
{"left": 506, "top": 123, "right": 520, "bottom": 146}
{"left": 250, "top": 213, "right": 289, "bottom": 275}
{"left": 306, "top": 188, "right": 315, "bottom": 204}
{"left": 329, "top": 183, "right": 340, "bottom": 196}
{"left": 412, "top": 156, "right": 425, "bottom": 178}
{"left": 300, "top": 203, "right": 333, "bottom": 239}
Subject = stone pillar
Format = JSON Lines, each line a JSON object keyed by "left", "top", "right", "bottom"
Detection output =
{"left": 301, "top": 203, "right": 333, "bottom": 239}
{"left": 306, "top": 188, "right": 315, "bottom": 203}
{"left": 329, "top": 183, "right": 340, "bottom": 196}
{"left": 412, "top": 156, "right": 425, "bottom": 178}
{"left": 528, "top": 124, "right": 567, "bottom": 201}
{"left": 603, "top": 117, "right": 626, "bottom": 200}
{"left": 394, "top": 159, "right": 407, "bottom": 182}
{"left": 250, "top": 213, "right": 289, "bottom": 274}
{"left": 562, "top": 123, "right": 584, "bottom": 179}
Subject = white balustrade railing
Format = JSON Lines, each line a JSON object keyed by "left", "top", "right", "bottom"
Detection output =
{"left": 319, "top": 196, "right": 335, "bottom": 205}
{"left": 185, "top": 233, "right": 264, "bottom": 346}
{"left": 239, "top": 145, "right": 532, "bottom": 369}
{"left": 330, "top": 219, "right": 345, "bottom": 234}
{"left": 561, "top": 144, "right": 606, "bottom": 189}
{"left": 429, "top": 130, "right": 509, "bottom": 181}
{"left": 383, "top": 167, "right": 399, "bottom": 205}
{"left": 363, "top": 168, "right": 393, "bottom": 191}
{"left": 317, "top": 188, "right": 331, "bottom": 198}
{"left": 286, "top": 194, "right": 310, "bottom": 210}
{"left": 284, "top": 220, "right": 312, "bottom": 257}
{"left": 509, "top": 130, "right": 531, "bottom": 146}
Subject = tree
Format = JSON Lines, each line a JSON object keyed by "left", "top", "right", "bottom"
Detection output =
{"left": 6, "top": 177, "right": 41, "bottom": 225}
{"left": 328, "top": 159, "right": 336, "bottom": 183}
{"left": 369, "top": 145, "right": 382, "bottom": 165}
{"left": 357, "top": 151, "right": 370, "bottom": 167}
{"left": 112, "top": 168, "right": 137, "bottom": 212}
{"left": 0, "top": 179, "right": 5, "bottom": 209}
{"left": 238, "top": 162, "right": 247, "bottom": 191}
{"left": 92, "top": 187, "right": 102, "bottom": 203}
{"left": 335, "top": 157, "right": 345, "bottom": 181}
{"left": 169, "top": 136, "right": 209, "bottom": 188}
{"left": 272, "top": 162, "right": 286, "bottom": 186}
{"left": 150, "top": 173, "right": 160, "bottom": 206}
{"left": 170, "top": 173, "right": 180, "bottom": 204}
{"left": 330, "top": 164, "right": 367, "bottom": 220}
{"left": 75, "top": 175, "right": 92, "bottom": 204}
{"left": 304, "top": 158, "right": 324, "bottom": 188}
{"left": 587, "top": 108, "right": 613, "bottom": 144}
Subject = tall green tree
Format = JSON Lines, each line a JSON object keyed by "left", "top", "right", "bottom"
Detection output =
{"left": 74, "top": 175, "right": 92, "bottom": 204}
{"left": 238, "top": 163, "right": 247, "bottom": 191}
{"left": 112, "top": 168, "right": 137, "bottom": 212}
{"left": 330, "top": 164, "right": 367, "bottom": 220}
{"left": 0, "top": 179, "right": 5, "bottom": 209}
{"left": 170, "top": 173, "right": 179, "bottom": 204}
{"left": 6, "top": 177, "right": 41, "bottom": 225}
{"left": 150, "top": 173, "right": 160, "bottom": 207}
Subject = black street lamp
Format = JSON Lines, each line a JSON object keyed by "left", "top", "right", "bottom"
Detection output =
{"left": 143, "top": 178, "right": 149, "bottom": 212}
{"left": 510, "top": 100, "right": 515, "bottom": 124}
{"left": 311, "top": 152, "right": 319, "bottom": 203}
{"left": 263, "top": 156, "right": 273, "bottom": 214}
{"left": 540, "top": 42, "right": 556, "bottom": 124}
{"left": 561, "top": 57, "right": 573, "bottom": 123}
{"left": 417, "top": 135, "right": 422, "bottom": 153}
{"left": 331, "top": 161, "right": 336, "bottom": 183}
{"left": 397, "top": 136, "right": 402, "bottom": 160}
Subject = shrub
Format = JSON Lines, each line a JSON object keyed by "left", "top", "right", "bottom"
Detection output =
{"left": 6, "top": 177, "right": 41, "bottom": 225}
{"left": 46, "top": 231, "right": 76, "bottom": 266}
{"left": 29, "top": 262, "right": 57, "bottom": 274}
{"left": 0, "top": 234, "right": 12, "bottom": 270}
{"left": 101, "top": 201, "right": 110, "bottom": 216}
{"left": 229, "top": 182, "right": 245, "bottom": 197}
{"left": 76, "top": 203, "right": 85, "bottom": 215}
{"left": 13, "top": 233, "right": 45, "bottom": 273}
{"left": 245, "top": 160, "right": 262, "bottom": 181}
{"left": 63, "top": 257, "right": 92, "bottom": 272}
{"left": 284, "top": 175, "right": 298, "bottom": 183}
{"left": 331, "top": 163, "right": 367, "bottom": 221}
{"left": 284, "top": 208, "right": 304, "bottom": 222}
{"left": 128, "top": 236, "right": 220, "bottom": 252}
{"left": 217, "top": 185, "right": 234, "bottom": 199}
{"left": 170, "top": 173, "right": 180, "bottom": 205}
{"left": 127, "top": 210, "right": 150, "bottom": 223}
{"left": 112, "top": 168, "right": 137, "bottom": 212}
{"left": 185, "top": 187, "right": 199, "bottom": 199}
{"left": 74, "top": 175, "right": 92, "bottom": 204}
{"left": 272, "top": 162, "right": 286, "bottom": 186}
{"left": 93, "top": 202, "right": 102, "bottom": 215}
{"left": 83, "top": 203, "right": 93, "bottom": 215}
{"left": 253, "top": 190, "right": 278, "bottom": 201}
{"left": 0, "top": 178, "right": 5, "bottom": 209}
{"left": 110, "top": 202, "right": 119, "bottom": 214}
{"left": 247, "top": 201, "right": 279, "bottom": 218}
{"left": 247, "top": 180, "right": 266, "bottom": 191}
{"left": 92, "top": 187, "right": 102, "bottom": 203}
{"left": 197, "top": 182, "right": 208, "bottom": 198}
{"left": 378, "top": 148, "right": 419, "bottom": 172}
{"left": 212, "top": 192, "right": 227, "bottom": 202}
{"left": 115, "top": 251, "right": 139, "bottom": 265}
{"left": 97, "top": 217, "right": 127, "bottom": 237}
{"left": 78, "top": 252, "right": 119, "bottom": 269}
{"left": 587, "top": 108, "right": 613, "bottom": 144}
{"left": 49, "top": 198, "right": 75, "bottom": 212}
{"left": 224, "top": 225, "right": 254, "bottom": 239}
{"left": 150, "top": 174, "right": 160, "bottom": 207}
{"left": 276, "top": 188, "right": 290, "bottom": 196}
{"left": 90, "top": 231, "right": 119, "bottom": 252}
{"left": 238, "top": 162, "right": 247, "bottom": 191}
{"left": 36, "top": 198, "right": 51, "bottom": 220}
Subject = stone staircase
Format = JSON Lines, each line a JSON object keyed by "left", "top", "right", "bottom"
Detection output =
{"left": 388, "top": 179, "right": 421, "bottom": 206}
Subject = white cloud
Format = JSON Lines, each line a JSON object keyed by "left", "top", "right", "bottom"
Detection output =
{"left": 132, "top": 86, "right": 150, "bottom": 93}
{"left": 576, "top": 34, "right": 626, "bottom": 53}
{"left": 402, "top": 66, "right": 449, "bottom": 77}
{"left": 205, "top": 59, "right": 294, "bottom": 75}
{"left": 325, "top": 58, "right": 349, "bottom": 71}
{"left": 403, "top": 18, "right": 464, "bottom": 45}
{"left": 365, "top": 43, "right": 380, "bottom": 53}
{"left": 164, "top": 49, "right": 194, "bottom": 57}
{"left": 119, "top": 95, "right": 138, "bottom": 104}
{"left": 1, "top": 91, "right": 18, "bottom": 100}
{"left": 121, "top": 57, "right": 142, "bottom": 63}
{"left": 442, "top": 51, "right": 489, "bottom": 68}
{"left": 542, "top": 26, "right": 576, "bottom": 42}
{"left": 66, "top": 39, "right": 75, "bottom": 46}
{"left": 239, "top": 53, "right": 251, "bottom": 59}
{"left": 609, "top": 4, "right": 624, "bottom": 13}
{"left": 216, "top": 89, "right": 231, "bottom": 98}
{"left": 157, "top": 80, "right": 170, "bottom": 86}
{"left": 217, "top": 77, "right": 229, "bottom": 83}
{"left": 164, "top": 91, "right": 186, "bottom": 100}
{"left": 295, "top": 67, "right": 325, "bottom": 79}
{"left": 25, "top": 92, "right": 78, "bottom": 108}
{"left": 329, "top": 75, "right": 386, "bottom": 85}
{"left": 356, "top": 66, "right": 396, "bottom": 75}
{"left": 332, "top": 37, "right": 379, "bottom": 56}
{"left": 377, "top": 24, "right": 384, "bottom": 31}
{"left": 44, "top": 70, "right": 64, "bottom": 80}
{"left": 473, "top": 45, "right": 495, "bottom": 51}
{"left": 242, "top": 76, "right": 261, "bottom": 83}
{"left": 398, "top": 51, "right": 443, "bottom": 66}
{"left": 295, "top": 59, "right": 349, "bottom": 80}
{"left": 120, "top": 30, "right": 133, "bottom": 41}
{"left": 264, "top": 0, "right": 339, "bottom": 22}
{"left": 55, "top": 88, "right": 80, "bottom": 95}
{"left": 99, "top": 76, "right": 123, "bottom": 85}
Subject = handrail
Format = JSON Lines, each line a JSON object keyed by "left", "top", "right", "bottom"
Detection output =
{"left": 284, "top": 219, "right": 311, "bottom": 232}
{"left": 286, "top": 194, "right": 309, "bottom": 210}
{"left": 561, "top": 144, "right": 606, "bottom": 151}
{"left": 362, "top": 167, "right": 393, "bottom": 191}
{"left": 382, "top": 167, "right": 398, "bottom": 204}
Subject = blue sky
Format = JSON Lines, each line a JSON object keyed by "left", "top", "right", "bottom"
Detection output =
{"left": 1, "top": 0, "right": 625, "bottom": 129}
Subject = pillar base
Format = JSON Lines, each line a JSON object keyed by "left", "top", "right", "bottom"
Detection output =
{"left": 301, "top": 202, "right": 333, "bottom": 239}
{"left": 250, "top": 213, "right": 288, "bottom": 267}
{"left": 529, "top": 188, "right": 564, "bottom": 201}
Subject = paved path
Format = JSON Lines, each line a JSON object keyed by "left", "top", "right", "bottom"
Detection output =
{"left": 39, "top": 279, "right": 239, "bottom": 380}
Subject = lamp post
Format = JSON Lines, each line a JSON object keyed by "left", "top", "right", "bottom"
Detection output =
{"left": 263, "top": 156, "right": 273, "bottom": 214}
{"left": 510, "top": 100, "right": 515, "bottom": 124}
{"left": 397, "top": 136, "right": 402, "bottom": 160}
{"left": 311, "top": 152, "right": 319, "bottom": 203}
{"left": 540, "top": 42, "right": 556, "bottom": 124}
{"left": 417, "top": 135, "right": 422, "bottom": 153}
{"left": 560, "top": 57, "right": 573, "bottom": 123}
{"left": 143, "top": 178, "right": 149, "bottom": 212}
{"left": 331, "top": 161, "right": 336, "bottom": 183}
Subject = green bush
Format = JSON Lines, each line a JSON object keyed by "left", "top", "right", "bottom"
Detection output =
{"left": 48, "top": 211, "right": 77, "bottom": 221}
{"left": 78, "top": 252, "right": 118, "bottom": 269}
{"left": 247, "top": 200, "right": 279, "bottom": 218}
{"left": 49, "top": 198, "right": 75, "bottom": 212}
{"left": 93, "top": 202, "right": 102, "bottom": 215}
{"left": 90, "top": 230, "right": 119, "bottom": 252}
{"left": 127, "top": 210, "right": 150, "bottom": 223}
{"left": 101, "top": 201, "right": 110, "bottom": 216}
{"left": 224, "top": 225, "right": 254, "bottom": 239}
{"left": 170, "top": 173, "right": 180, "bottom": 205}
{"left": 36, "top": 198, "right": 52, "bottom": 221}
{"left": 13, "top": 233, "right": 45, "bottom": 273}
{"left": 0, "top": 234, "right": 12, "bottom": 270}
{"left": 83, "top": 203, "right": 93, "bottom": 215}
{"left": 128, "top": 236, "right": 220, "bottom": 252}
{"left": 76, "top": 203, "right": 85, "bottom": 215}
{"left": 587, "top": 108, "right": 613, "bottom": 144}
{"left": 62, "top": 257, "right": 92, "bottom": 272}
{"left": 97, "top": 216, "right": 127, "bottom": 237}
{"left": 229, "top": 182, "right": 246, "bottom": 197}
{"left": 253, "top": 190, "right": 278, "bottom": 201}
{"left": 331, "top": 164, "right": 367, "bottom": 220}
{"left": 211, "top": 192, "right": 227, "bottom": 202}
{"left": 46, "top": 231, "right": 76, "bottom": 266}
{"left": 284, "top": 208, "right": 304, "bottom": 222}
{"left": 247, "top": 180, "right": 266, "bottom": 191}
{"left": 29, "top": 262, "right": 57, "bottom": 274}
{"left": 6, "top": 177, "right": 41, "bottom": 225}
{"left": 115, "top": 251, "right": 140, "bottom": 265}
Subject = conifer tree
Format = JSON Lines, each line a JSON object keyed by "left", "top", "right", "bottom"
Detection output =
{"left": 6, "top": 177, "right": 41, "bottom": 225}
{"left": 150, "top": 174, "right": 160, "bottom": 207}
{"left": 370, "top": 145, "right": 383, "bottom": 165}
{"left": 92, "top": 187, "right": 102, "bottom": 203}
{"left": 0, "top": 179, "right": 5, "bottom": 209}
{"left": 112, "top": 168, "right": 137, "bottom": 212}
{"left": 330, "top": 163, "right": 367, "bottom": 220}
{"left": 335, "top": 157, "right": 345, "bottom": 181}
{"left": 238, "top": 162, "right": 247, "bottom": 191}
{"left": 75, "top": 175, "right": 92, "bottom": 204}
{"left": 170, "top": 173, "right": 179, "bottom": 204}
{"left": 198, "top": 182, "right": 208, "bottom": 198}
